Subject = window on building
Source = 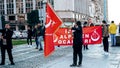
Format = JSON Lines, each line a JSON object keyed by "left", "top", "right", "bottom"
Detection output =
{"left": 6, "top": 0, "right": 14, "bottom": 14}
{"left": 6, "top": 0, "right": 13, "bottom": 3}
{"left": 16, "top": 1, "right": 24, "bottom": 14}
{"left": 49, "top": 0, "right": 54, "bottom": 7}
{"left": 0, "top": 3, "right": 4, "bottom": 15}
{"left": 9, "top": 16, "right": 15, "bottom": 20}
{"left": 26, "top": 0, "right": 33, "bottom": 13}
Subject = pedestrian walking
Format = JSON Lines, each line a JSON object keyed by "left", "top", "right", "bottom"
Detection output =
{"left": 109, "top": 21, "right": 117, "bottom": 46}
{"left": 0, "top": 24, "right": 15, "bottom": 65}
{"left": 83, "top": 21, "right": 89, "bottom": 50}
{"left": 102, "top": 20, "right": 109, "bottom": 54}
{"left": 27, "top": 25, "right": 33, "bottom": 47}
{"left": 70, "top": 21, "right": 83, "bottom": 67}
{"left": 33, "top": 25, "right": 39, "bottom": 49}
{"left": 37, "top": 23, "right": 45, "bottom": 51}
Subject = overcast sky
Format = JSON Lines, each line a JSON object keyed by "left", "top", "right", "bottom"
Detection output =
{"left": 108, "top": 0, "right": 120, "bottom": 24}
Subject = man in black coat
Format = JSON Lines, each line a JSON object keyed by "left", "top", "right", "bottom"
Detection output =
{"left": 0, "top": 24, "right": 14, "bottom": 65}
{"left": 70, "top": 21, "right": 83, "bottom": 67}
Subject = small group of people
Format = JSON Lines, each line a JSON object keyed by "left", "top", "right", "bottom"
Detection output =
{"left": 0, "top": 19, "right": 118, "bottom": 66}
{"left": 83, "top": 18, "right": 95, "bottom": 50}
{"left": 27, "top": 23, "right": 45, "bottom": 51}
{"left": 0, "top": 23, "right": 45, "bottom": 65}
{"left": 70, "top": 19, "right": 118, "bottom": 67}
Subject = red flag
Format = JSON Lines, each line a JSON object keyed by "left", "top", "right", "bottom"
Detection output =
{"left": 44, "top": 2, "right": 62, "bottom": 57}
{"left": 45, "top": 3, "right": 62, "bottom": 33}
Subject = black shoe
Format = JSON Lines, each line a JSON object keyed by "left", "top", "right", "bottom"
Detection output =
{"left": 0, "top": 63, "right": 5, "bottom": 65}
{"left": 11, "top": 62, "right": 15, "bottom": 65}
{"left": 86, "top": 48, "right": 89, "bottom": 50}
{"left": 35, "top": 47, "right": 38, "bottom": 49}
{"left": 70, "top": 64, "right": 77, "bottom": 67}
{"left": 39, "top": 48, "right": 43, "bottom": 51}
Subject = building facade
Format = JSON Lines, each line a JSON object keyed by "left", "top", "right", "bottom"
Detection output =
{"left": 0, "top": 0, "right": 43, "bottom": 30}
{"left": 92, "top": 0, "right": 108, "bottom": 24}
{"left": 0, "top": 0, "right": 108, "bottom": 30}
{"left": 54, "top": 0, "right": 90, "bottom": 26}
{"left": 53, "top": 0, "right": 108, "bottom": 25}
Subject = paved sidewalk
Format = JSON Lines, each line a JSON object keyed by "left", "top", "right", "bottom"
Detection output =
{"left": 41, "top": 45, "right": 120, "bottom": 68}
{"left": 0, "top": 42, "right": 120, "bottom": 68}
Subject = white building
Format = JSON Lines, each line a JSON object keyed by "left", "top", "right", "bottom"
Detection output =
{"left": 53, "top": 0, "right": 91, "bottom": 26}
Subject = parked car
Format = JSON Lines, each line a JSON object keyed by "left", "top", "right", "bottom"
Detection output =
{"left": 21, "top": 30, "right": 28, "bottom": 38}
{"left": 12, "top": 31, "right": 23, "bottom": 39}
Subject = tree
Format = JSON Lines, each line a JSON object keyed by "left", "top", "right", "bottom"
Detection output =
{"left": 1, "top": 16, "right": 7, "bottom": 28}
{"left": 27, "top": 10, "right": 40, "bottom": 26}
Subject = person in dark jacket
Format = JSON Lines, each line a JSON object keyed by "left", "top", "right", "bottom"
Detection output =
{"left": 0, "top": 24, "right": 14, "bottom": 65}
{"left": 37, "top": 23, "right": 45, "bottom": 51}
{"left": 70, "top": 21, "right": 83, "bottom": 67}
{"left": 83, "top": 21, "right": 89, "bottom": 50}
{"left": 27, "top": 25, "right": 32, "bottom": 47}
{"left": 102, "top": 20, "right": 109, "bottom": 54}
{"left": 33, "top": 25, "right": 39, "bottom": 49}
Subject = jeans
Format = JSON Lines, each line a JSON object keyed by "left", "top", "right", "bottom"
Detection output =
{"left": 35, "top": 37, "right": 38, "bottom": 48}
{"left": 38, "top": 36, "right": 43, "bottom": 49}
{"left": 110, "top": 34, "right": 116, "bottom": 46}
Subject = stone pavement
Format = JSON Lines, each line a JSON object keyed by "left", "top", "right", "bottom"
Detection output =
{"left": 42, "top": 45, "right": 120, "bottom": 68}
{"left": 0, "top": 43, "right": 120, "bottom": 68}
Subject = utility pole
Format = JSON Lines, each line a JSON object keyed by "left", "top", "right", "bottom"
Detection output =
{"left": 43, "top": 0, "right": 47, "bottom": 26}
{"left": 104, "top": 0, "right": 107, "bottom": 21}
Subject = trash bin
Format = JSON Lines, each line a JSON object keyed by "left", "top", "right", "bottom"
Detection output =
{"left": 116, "top": 36, "right": 120, "bottom": 46}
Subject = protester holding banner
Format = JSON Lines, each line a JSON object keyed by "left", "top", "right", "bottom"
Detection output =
{"left": 70, "top": 21, "right": 83, "bottom": 67}
{"left": 109, "top": 21, "right": 117, "bottom": 46}
{"left": 83, "top": 21, "right": 89, "bottom": 50}
{"left": 102, "top": 20, "right": 109, "bottom": 54}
